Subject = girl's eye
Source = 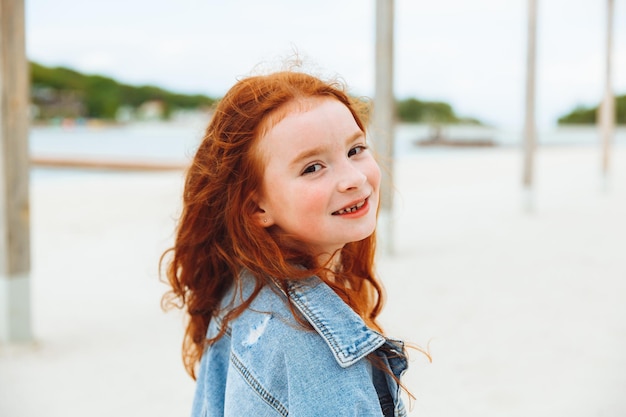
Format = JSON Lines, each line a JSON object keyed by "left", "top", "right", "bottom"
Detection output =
{"left": 302, "top": 163, "right": 323, "bottom": 175}
{"left": 348, "top": 145, "right": 367, "bottom": 157}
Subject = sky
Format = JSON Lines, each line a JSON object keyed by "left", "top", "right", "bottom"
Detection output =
{"left": 25, "top": 0, "right": 626, "bottom": 128}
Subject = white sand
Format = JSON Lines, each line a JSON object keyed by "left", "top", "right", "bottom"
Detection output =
{"left": 1, "top": 145, "right": 625, "bottom": 416}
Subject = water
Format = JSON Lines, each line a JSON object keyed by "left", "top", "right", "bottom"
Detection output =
{"left": 29, "top": 121, "right": 625, "bottom": 179}
{"left": 29, "top": 121, "right": 207, "bottom": 180}
{"left": 30, "top": 121, "right": 206, "bottom": 163}
{"left": 394, "top": 123, "right": 626, "bottom": 155}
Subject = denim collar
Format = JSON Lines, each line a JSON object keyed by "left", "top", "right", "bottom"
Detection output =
{"left": 285, "top": 276, "right": 387, "bottom": 368}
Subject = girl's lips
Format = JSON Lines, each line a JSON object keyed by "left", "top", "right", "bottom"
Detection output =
{"left": 332, "top": 197, "right": 369, "bottom": 216}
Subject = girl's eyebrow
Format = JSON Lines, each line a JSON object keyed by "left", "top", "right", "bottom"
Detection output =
{"left": 289, "top": 130, "right": 364, "bottom": 167}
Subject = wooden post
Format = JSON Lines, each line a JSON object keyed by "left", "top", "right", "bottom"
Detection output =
{"left": 0, "top": 0, "right": 33, "bottom": 343}
{"left": 373, "top": 0, "right": 395, "bottom": 255}
{"left": 599, "top": 0, "right": 615, "bottom": 188}
{"left": 522, "top": 0, "right": 538, "bottom": 211}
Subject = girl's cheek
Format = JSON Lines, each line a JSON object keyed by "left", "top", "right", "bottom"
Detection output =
{"left": 367, "top": 161, "right": 382, "bottom": 189}
{"left": 305, "top": 186, "right": 330, "bottom": 203}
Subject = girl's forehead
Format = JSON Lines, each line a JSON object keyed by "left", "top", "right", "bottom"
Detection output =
{"left": 254, "top": 96, "right": 347, "bottom": 166}
{"left": 259, "top": 96, "right": 333, "bottom": 138}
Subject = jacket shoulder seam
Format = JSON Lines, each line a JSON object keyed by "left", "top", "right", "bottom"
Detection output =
{"left": 230, "top": 351, "right": 289, "bottom": 417}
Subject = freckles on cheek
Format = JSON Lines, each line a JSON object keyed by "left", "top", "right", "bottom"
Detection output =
{"left": 293, "top": 187, "right": 329, "bottom": 219}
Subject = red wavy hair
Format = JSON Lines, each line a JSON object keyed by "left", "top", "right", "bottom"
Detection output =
{"left": 161, "top": 70, "right": 385, "bottom": 379}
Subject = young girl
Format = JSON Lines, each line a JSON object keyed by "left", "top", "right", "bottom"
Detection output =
{"left": 162, "top": 69, "right": 408, "bottom": 416}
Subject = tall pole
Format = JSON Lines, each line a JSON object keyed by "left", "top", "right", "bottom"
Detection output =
{"left": 599, "top": 0, "right": 615, "bottom": 188}
{"left": 0, "top": 0, "right": 33, "bottom": 343}
{"left": 373, "top": 0, "right": 395, "bottom": 255}
{"left": 522, "top": 0, "right": 538, "bottom": 211}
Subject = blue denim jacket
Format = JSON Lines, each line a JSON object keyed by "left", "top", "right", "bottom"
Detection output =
{"left": 190, "top": 271, "right": 408, "bottom": 416}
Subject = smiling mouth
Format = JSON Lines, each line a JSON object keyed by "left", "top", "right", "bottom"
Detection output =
{"left": 332, "top": 198, "right": 367, "bottom": 215}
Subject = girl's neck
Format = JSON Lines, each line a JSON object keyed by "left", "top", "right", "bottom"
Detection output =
{"left": 318, "top": 250, "right": 342, "bottom": 283}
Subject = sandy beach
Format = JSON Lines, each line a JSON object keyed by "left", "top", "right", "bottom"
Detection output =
{"left": 1, "top": 144, "right": 625, "bottom": 416}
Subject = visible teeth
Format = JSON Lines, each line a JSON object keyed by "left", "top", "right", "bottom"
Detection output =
{"left": 335, "top": 200, "right": 365, "bottom": 214}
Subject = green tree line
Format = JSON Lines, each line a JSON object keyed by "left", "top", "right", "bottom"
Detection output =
{"left": 30, "top": 61, "right": 483, "bottom": 124}
{"left": 558, "top": 95, "right": 626, "bottom": 124}
{"left": 30, "top": 61, "right": 216, "bottom": 120}
{"left": 37, "top": 60, "right": 625, "bottom": 125}
{"left": 395, "top": 97, "right": 481, "bottom": 124}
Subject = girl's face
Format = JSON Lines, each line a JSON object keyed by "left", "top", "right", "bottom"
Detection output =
{"left": 255, "top": 97, "right": 381, "bottom": 259}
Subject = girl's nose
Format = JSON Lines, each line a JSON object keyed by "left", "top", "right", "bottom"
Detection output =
{"left": 336, "top": 161, "right": 367, "bottom": 192}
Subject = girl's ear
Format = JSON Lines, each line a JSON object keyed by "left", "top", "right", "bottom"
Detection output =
{"left": 252, "top": 197, "right": 274, "bottom": 228}
{"left": 253, "top": 208, "right": 274, "bottom": 228}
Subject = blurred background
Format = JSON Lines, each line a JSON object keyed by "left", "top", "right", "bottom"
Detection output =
{"left": 1, "top": 0, "right": 625, "bottom": 416}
